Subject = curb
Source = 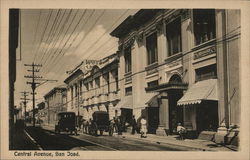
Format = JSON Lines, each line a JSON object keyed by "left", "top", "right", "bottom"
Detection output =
{"left": 114, "top": 133, "right": 228, "bottom": 151}
{"left": 24, "top": 129, "right": 43, "bottom": 150}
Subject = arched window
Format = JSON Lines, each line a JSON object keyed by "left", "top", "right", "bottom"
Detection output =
{"left": 169, "top": 74, "right": 182, "bottom": 83}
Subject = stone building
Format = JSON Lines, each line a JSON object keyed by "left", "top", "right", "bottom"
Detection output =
{"left": 44, "top": 85, "right": 67, "bottom": 125}
{"left": 64, "top": 53, "right": 120, "bottom": 122}
{"left": 110, "top": 9, "right": 240, "bottom": 145}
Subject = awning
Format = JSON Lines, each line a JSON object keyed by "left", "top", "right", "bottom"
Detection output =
{"left": 177, "top": 79, "right": 218, "bottom": 106}
{"left": 145, "top": 92, "right": 159, "bottom": 107}
{"left": 116, "top": 95, "right": 133, "bottom": 109}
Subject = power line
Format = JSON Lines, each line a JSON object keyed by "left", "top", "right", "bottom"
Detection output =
{"left": 53, "top": 10, "right": 130, "bottom": 76}
{"left": 43, "top": 10, "right": 97, "bottom": 76}
{"left": 33, "top": 10, "right": 53, "bottom": 63}
{"left": 40, "top": 9, "right": 78, "bottom": 73}
{"left": 32, "top": 10, "right": 42, "bottom": 62}
{"left": 48, "top": 10, "right": 106, "bottom": 78}
{"left": 40, "top": 9, "right": 61, "bottom": 63}
{"left": 38, "top": 9, "right": 70, "bottom": 69}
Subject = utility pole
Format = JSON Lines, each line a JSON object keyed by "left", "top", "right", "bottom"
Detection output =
{"left": 24, "top": 63, "right": 42, "bottom": 127}
{"left": 20, "top": 91, "right": 30, "bottom": 121}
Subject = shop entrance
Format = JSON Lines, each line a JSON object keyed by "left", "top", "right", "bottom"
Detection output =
{"left": 168, "top": 90, "right": 184, "bottom": 134}
{"left": 147, "top": 107, "right": 159, "bottom": 134}
{"left": 120, "top": 108, "right": 133, "bottom": 124}
{"left": 196, "top": 101, "right": 218, "bottom": 132}
{"left": 167, "top": 74, "right": 184, "bottom": 134}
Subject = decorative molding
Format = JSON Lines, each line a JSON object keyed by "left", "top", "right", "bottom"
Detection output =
{"left": 156, "top": 19, "right": 164, "bottom": 32}
{"left": 135, "top": 32, "right": 144, "bottom": 43}
{"left": 181, "top": 9, "right": 191, "bottom": 22}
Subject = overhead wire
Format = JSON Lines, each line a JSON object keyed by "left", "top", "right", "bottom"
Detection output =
{"left": 40, "top": 9, "right": 79, "bottom": 73}
{"left": 40, "top": 9, "right": 61, "bottom": 63}
{"left": 33, "top": 9, "right": 53, "bottom": 63}
{"left": 39, "top": 9, "right": 71, "bottom": 70}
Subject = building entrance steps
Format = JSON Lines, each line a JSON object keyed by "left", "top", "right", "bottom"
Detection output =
{"left": 113, "top": 132, "right": 237, "bottom": 151}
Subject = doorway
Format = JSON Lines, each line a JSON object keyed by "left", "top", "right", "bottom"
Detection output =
{"left": 147, "top": 107, "right": 159, "bottom": 134}
{"left": 196, "top": 101, "right": 218, "bottom": 132}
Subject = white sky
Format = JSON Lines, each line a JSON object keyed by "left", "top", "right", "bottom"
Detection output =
{"left": 15, "top": 9, "right": 138, "bottom": 110}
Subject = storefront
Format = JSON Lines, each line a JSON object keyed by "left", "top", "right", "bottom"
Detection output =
{"left": 177, "top": 79, "right": 218, "bottom": 136}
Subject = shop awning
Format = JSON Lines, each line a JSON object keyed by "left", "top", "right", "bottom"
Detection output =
{"left": 116, "top": 95, "right": 133, "bottom": 109}
{"left": 177, "top": 79, "right": 218, "bottom": 106}
{"left": 145, "top": 92, "right": 159, "bottom": 107}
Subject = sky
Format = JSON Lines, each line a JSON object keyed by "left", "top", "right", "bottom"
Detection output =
{"left": 15, "top": 9, "right": 138, "bottom": 110}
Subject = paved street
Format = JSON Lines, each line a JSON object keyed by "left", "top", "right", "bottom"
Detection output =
{"left": 24, "top": 126, "right": 189, "bottom": 151}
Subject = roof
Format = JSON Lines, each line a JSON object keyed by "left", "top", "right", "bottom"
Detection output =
{"left": 110, "top": 9, "right": 164, "bottom": 38}
{"left": 64, "top": 68, "right": 83, "bottom": 84}
{"left": 177, "top": 79, "right": 218, "bottom": 106}
{"left": 44, "top": 86, "right": 67, "bottom": 99}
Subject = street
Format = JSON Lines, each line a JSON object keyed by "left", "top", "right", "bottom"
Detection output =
{"left": 24, "top": 126, "right": 189, "bottom": 151}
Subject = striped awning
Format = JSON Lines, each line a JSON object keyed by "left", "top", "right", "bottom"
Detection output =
{"left": 177, "top": 79, "right": 218, "bottom": 106}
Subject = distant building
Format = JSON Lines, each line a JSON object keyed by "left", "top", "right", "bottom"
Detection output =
{"left": 64, "top": 54, "right": 120, "bottom": 122}
{"left": 44, "top": 85, "right": 67, "bottom": 125}
{"left": 110, "top": 9, "right": 240, "bottom": 145}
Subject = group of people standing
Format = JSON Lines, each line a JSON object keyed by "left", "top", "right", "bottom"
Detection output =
{"left": 80, "top": 115, "right": 187, "bottom": 140}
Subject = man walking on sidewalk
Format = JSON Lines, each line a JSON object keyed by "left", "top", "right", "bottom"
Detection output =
{"left": 131, "top": 115, "right": 137, "bottom": 135}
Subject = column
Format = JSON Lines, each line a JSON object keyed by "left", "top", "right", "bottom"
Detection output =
{"left": 156, "top": 92, "right": 169, "bottom": 136}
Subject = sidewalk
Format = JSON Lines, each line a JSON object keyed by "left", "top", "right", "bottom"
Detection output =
{"left": 113, "top": 132, "right": 237, "bottom": 151}
{"left": 41, "top": 124, "right": 237, "bottom": 151}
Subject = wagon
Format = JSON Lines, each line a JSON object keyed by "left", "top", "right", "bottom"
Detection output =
{"left": 88, "top": 111, "right": 113, "bottom": 136}
{"left": 55, "top": 112, "right": 77, "bottom": 135}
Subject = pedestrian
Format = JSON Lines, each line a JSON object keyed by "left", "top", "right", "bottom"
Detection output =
{"left": 117, "top": 117, "right": 123, "bottom": 135}
{"left": 177, "top": 123, "right": 187, "bottom": 140}
{"left": 131, "top": 115, "right": 137, "bottom": 134}
{"left": 140, "top": 116, "right": 147, "bottom": 138}
{"left": 113, "top": 117, "right": 118, "bottom": 133}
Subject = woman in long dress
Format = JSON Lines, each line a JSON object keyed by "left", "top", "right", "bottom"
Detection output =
{"left": 140, "top": 117, "right": 147, "bottom": 138}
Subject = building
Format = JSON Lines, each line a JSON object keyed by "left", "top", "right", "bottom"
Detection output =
{"left": 9, "top": 9, "right": 19, "bottom": 149}
{"left": 64, "top": 54, "right": 120, "bottom": 123}
{"left": 110, "top": 9, "right": 240, "bottom": 145}
{"left": 81, "top": 53, "right": 120, "bottom": 121}
{"left": 44, "top": 85, "right": 67, "bottom": 125}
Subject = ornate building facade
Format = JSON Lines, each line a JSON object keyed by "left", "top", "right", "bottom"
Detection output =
{"left": 110, "top": 9, "right": 240, "bottom": 145}
{"left": 44, "top": 85, "right": 67, "bottom": 125}
{"left": 64, "top": 53, "right": 120, "bottom": 122}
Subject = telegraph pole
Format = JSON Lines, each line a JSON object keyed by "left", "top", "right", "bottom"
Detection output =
{"left": 20, "top": 91, "right": 30, "bottom": 121}
{"left": 24, "top": 63, "right": 42, "bottom": 127}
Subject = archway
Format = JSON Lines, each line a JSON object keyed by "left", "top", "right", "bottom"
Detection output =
{"left": 168, "top": 74, "right": 184, "bottom": 134}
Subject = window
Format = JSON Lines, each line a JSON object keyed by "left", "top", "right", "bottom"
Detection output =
{"left": 195, "top": 64, "right": 217, "bottom": 81}
{"left": 125, "top": 87, "right": 132, "bottom": 96}
{"left": 95, "top": 77, "right": 100, "bottom": 88}
{"left": 124, "top": 47, "right": 132, "bottom": 73}
{"left": 147, "top": 80, "right": 159, "bottom": 88}
{"left": 89, "top": 81, "right": 93, "bottom": 89}
{"left": 193, "top": 9, "right": 216, "bottom": 45}
{"left": 166, "top": 18, "right": 182, "bottom": 56}
{"left": 84, "top": 83, "right": 89, "bottom": 91}
{"left": 114, "top": 69, "right": 119, "bottom": 91}
{"left": 146, "top": 32, "right": 158, "bottom": 65}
